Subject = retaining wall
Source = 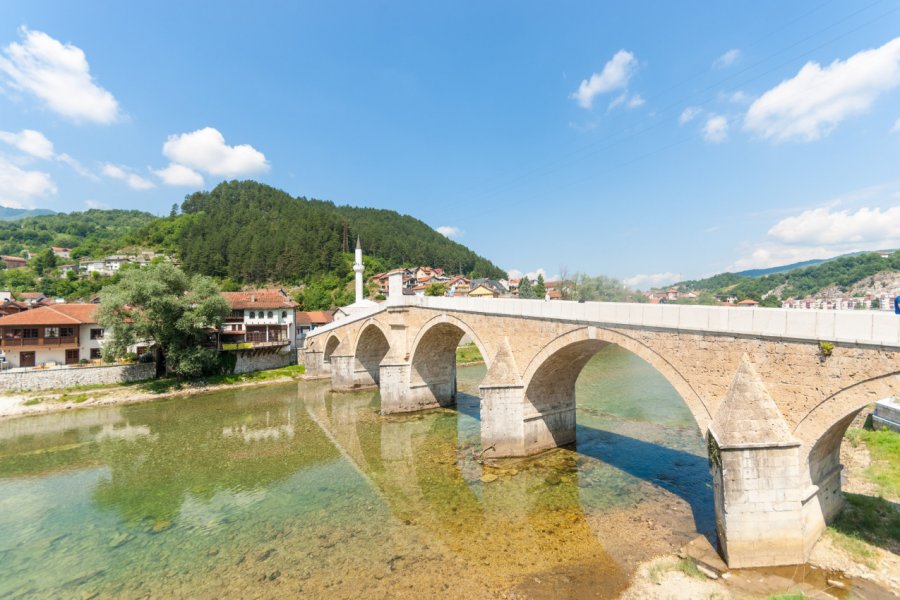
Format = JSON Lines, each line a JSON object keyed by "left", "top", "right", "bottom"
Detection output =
{"left": 233, "top": 351, "right": 293, "bottom": 375}
{"left": 0, "top": 363, "right": 156, "bottom": 393}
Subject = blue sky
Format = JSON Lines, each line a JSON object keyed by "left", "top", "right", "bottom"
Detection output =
{"left": 0, "top": 1, "right": 899, "bottom": 286}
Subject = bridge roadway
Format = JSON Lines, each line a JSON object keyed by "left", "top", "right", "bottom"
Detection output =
{"left": 302, "top": 281, "right": 899, "bottom": 568}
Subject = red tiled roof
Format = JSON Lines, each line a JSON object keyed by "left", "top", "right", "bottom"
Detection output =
{"left": 296, "top": 311, "right": 334, "bottom": 326}
{"left": 221, "top": 289, "right": 298, "bottom": 309}
{"left": 0, "top": 303, "right": 98, "bottom": 326}
{"left": 20, "top": 292, "right": 44, "bottom": 300}
{"left": 1, "top": 256, "right": 26, "bottom": 262}
{"left": 736, "top": 299, "right": 759, "bottom": 305}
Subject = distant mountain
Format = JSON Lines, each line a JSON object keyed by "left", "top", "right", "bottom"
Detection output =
{"left": 0, "top": 206, "right": 55, "bottom": 221}
{"left": 736, "top": 258, "right": 828, "bottom": 278}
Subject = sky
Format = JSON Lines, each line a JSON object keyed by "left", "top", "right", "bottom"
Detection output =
{"left": 0, "top": 1, "right": 899, "bottom": 287}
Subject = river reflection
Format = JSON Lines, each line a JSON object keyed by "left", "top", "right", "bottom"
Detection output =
{"left": 0, "top": 346, "right": 713, "bottom": 599}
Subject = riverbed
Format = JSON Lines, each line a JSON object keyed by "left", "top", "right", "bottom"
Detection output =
{"left": 0, "top": 346, "right": 714, "bottom": 598}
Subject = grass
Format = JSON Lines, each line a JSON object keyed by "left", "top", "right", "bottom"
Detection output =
{"left": 766, "top": 595, "right": 806, "bottom": 600}
{"left": 57, "top": 393, "right": 90, "bottom": 404}
{"left": 646, "top": 558, "right": 706, "bottom": 584}
{"left": 455, "top": 343, "right": 484, "bottom": 365}
{"left": 22, "top": 397, "right": 44, "bottom": 406}
{"left": 135, "top": 364, "right": 307, "bottom": 394}
{"left": 856, "top": 426, "right": 900, "bottom": 499}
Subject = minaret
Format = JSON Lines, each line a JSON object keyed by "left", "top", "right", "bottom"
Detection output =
{"left": 353, "top": 236, "right": 364, "bottom": 303}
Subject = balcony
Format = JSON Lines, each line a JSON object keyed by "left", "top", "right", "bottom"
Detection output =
{"left": 1, "top": 336, "right": 79, "bottom": 348}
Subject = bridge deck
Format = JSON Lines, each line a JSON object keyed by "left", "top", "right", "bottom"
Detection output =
{"left": 309, "top": 295, "right": 900, "bottom": 348}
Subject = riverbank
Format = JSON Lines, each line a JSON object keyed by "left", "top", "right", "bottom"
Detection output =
{"left": 618, "top": 411, "right": 900, "bottom": 599}
{"left": 0, "top": 364, "right": 307, "bottom": 420}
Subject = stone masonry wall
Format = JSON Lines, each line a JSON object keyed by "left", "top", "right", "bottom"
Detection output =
{"left": 233, "top": 351, "right": 294, "bottom": 375}
{"left": 0, "top": 363, "right": 155, "bottom": 393}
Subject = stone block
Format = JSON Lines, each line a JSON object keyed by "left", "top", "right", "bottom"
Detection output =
{"left": 833, "top": 312, "right": 872, "bottom": 343}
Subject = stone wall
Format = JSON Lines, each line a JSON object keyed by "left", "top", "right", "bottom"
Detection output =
{"left": 233, "top": 351, "right": 293, "bottom": 375}
{"left": 0, "top": 363, "right": 155, "bottom": 393}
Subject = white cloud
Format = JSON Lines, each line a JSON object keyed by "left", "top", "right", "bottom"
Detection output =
{"left": 744, "top": 37, "right": 900, "bottom": 142}
{"left": 152, "top": 163, "right": 204, "bottom": 187}
{"left": 727, "top": 90, "right": 751, "bottom": 104}
{"left": 0, "top": 156, "right": 56, "bottom": 208}
{"left": 679, "top": 106, "right": 702, "bottom": 125}
{"left": 0, "top": 128, "right": 54, "bottom": 159}
{"left": 435, "top": 225, "right": 461, "bottom": 238}
{"left": 56, "top": 153, "right": 99, "bottom": 180}
{"left": 729, "top": 202, "right": 900, "bottom": 271}
{"left": 892, "top": 117, "right": 900, "bottom": 133}
{"left": 623, "top": 272, "right": 680, "bottom": 289}
{"left": 768, "top": 205, "right": 900, "bottom": 246}
{"left": 162, "top": 127, "right": 269, "bottom": 177}
{"left": 0, "top": 27, "right": 120, "bottom": 124}
{"left": 102, "top": 163, "right": 155, "bottom": 190}
{"left": 84, "top": 199, "right": 109, "bottom": 209}
{"left": 703, "top": 114, "right": 728, "bottom": 142}
{"left": 571, "top": 50, "right": 639, "bottom": 109}
{"left": 713, "top": 49, "right": 741, "bottom": 69}
{"left": 627, "top": 93, "right": 645, "bottom": 108}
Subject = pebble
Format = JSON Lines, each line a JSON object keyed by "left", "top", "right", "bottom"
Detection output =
{"left": 480, "top": 473, "right": 498, "bottom": 483}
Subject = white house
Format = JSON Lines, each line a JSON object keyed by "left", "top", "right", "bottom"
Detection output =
{"left": 0, "top": 304, "right": 106, "bottom": 368}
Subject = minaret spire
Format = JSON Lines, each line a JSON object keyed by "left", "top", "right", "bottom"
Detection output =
{"left": 353, "top": 236, "right": 364, "bottom": 303}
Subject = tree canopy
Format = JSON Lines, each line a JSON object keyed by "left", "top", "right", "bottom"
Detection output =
{"left": 97, "top": 263, "right": 230, "bottom": 378}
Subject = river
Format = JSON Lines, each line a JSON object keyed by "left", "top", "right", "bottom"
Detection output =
{"left": 0, "top": 345, "right": 713, "bottom": 599}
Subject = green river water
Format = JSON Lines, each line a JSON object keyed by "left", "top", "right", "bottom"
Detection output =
{"left": 0, "top": 346, "right": 714, "bottom": 599}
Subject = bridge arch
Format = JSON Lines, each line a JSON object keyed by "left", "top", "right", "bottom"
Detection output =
{"left": 520, "top": 327, "right": 712, "bottom": 438}
{"left": 323, "top": 334, "right": 343, "bottom": 364}
{"left": 407, "top": 313, "right": 491, "bottom": 406}
{"left": 353, "top": 320, "right": 391, "bottom": 385}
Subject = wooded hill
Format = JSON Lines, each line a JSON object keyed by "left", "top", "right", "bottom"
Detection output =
{"left": 0, "top": 181, "right": 505, "bottom": 287}
{"left": 148, "top": 180, "right": 505, "bottom": 283}
{"left": 676, "top": 250, "right": 900, "bottom": 304}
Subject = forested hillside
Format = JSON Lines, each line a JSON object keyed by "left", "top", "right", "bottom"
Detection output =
{"left": 0, "top": 209, "right": 157, "bottom": 259}
{"left": 159, "top": 180, "right": 505, "bottom": 283}
{"left": 677, "top": 251, "right": 900, "bottom": 303}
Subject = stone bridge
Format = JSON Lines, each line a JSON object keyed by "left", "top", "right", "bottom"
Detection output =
{"left": 302, "top": 282, "right": 900, "bottom": 568}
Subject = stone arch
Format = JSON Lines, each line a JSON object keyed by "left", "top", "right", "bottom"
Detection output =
{"left": 323, "top": 334, "right": 343, "bottom": 363}
{"left": 521, "top": 327, "right": 712, "bottom": 436}
{"left": 407, "top": 314, "right": 491, "bottom": 406}
{"left": 354, "top": 321, "right": 391, "bottom": 385}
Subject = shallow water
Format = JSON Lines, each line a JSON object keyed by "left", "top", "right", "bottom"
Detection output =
{"left": 0, "top": 346, "right": 713, "bottom": 599}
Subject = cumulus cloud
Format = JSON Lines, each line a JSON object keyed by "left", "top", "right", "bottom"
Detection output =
{"left": 0, "top": 128, "right": 54, "bottom": 159}
{"left": 713, "top": 49, "right": 741, "bottom": 69}
{"left": 102, "top": 163, "right": 154, "bottom": 190}
{"left": 0, "top": 27, "right": 120, "bottom": 124}
{"left": 507, "top": 267, "right": 556, "bottom": 282}
{"left": 703, "top": 114, "right": 728, "bottom": 142}
{"left": 152, "top": 163, "right": 204, "bottom": 187}
{"left": 162, "top": 127, "right": 269, "bottom": 177}
{"left": 729, "top": 202, "right": 900, "bottom": 271}
{"left": 435, "top": 225, "right": 461, "bottom": 238}
{"left": 623, "top": 272, "right": 680, "bottom": 289}
{"left": 84, "top": 199, "right": 109, "bottom": 209}
{"left": 679, "top": 106, "right": 702, "bottom": 125}
{"left": 0, "top": 157, "right": 56, "bottom": 208}
{"left": 571, "top": 50, "right": 639, "bottom": 109}
{"left": 768, "top": 205, "right": 900, "bottom": 246}
{"left": 744, "top": 37, "right": 900, "bottom": 142}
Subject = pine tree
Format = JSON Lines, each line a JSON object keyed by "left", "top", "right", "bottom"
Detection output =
{"left": 533, "top": 274, "right": 546, "bottom": 299}
{"left": 519, "top": 277, "right": 535, "bottom": 299}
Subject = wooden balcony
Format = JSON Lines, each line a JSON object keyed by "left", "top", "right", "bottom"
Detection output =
{"left": 1, "top": 336, "right": 79, "bottom": 348}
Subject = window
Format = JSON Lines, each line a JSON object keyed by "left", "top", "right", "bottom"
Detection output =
{"left": 249, "top": 311, "right": 255, "bottom": 319}
{"left": 281, "top": 311, "right": 287, "bottom": 319}
{"left": 90, "top": 348, "right": 102, "bottom": 360}
{"left": 90, "top": 328, "right": 104, "bottom": 340}
{"left": 60, "top": 327, "right": 75, "bottom": 338}
{"left": 22, "top": 328, "right": 38, "bottom": 339}
{"left": 45, "top": 327, "right": 60, "bottom": 338}
{"left": 267, "top": 311, "right": 273, "bottom": 318}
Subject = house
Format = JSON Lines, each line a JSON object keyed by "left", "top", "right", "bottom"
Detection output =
{"left": 296, "top": 310, "right": 334, "bottom": 346}
{"left": 58, "top": 264, "right": 78, "bottom": 278}
{"left": 1, "top": 256, "right": 27, "bottom": 269}
{"left": 51, "top": 247, "right": 72, "bottom": 259}
{"left": 468, "top": 283, "right": 500, "bottom": 298}
{"left": 736, "top": 299, "right": 759, "bottom": 307}
{"left": 220, "top": 289, "right": 298, "bottom": 350}
{"left": 0, "top": 304, "right": 105, "bottom": 368}
{"left": 19, "top": 292, "right": 47, "bottom": 307}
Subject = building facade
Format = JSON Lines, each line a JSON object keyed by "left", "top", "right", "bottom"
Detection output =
{"left": 0, "top": 304, "right": 104, "bottom": 368}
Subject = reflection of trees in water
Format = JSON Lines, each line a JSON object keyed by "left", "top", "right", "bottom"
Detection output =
{"left": 92, "top": 385, "right": 339, "bottom": 525}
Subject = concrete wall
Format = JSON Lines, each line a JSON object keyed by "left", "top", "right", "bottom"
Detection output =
{"left": 233, "top": 350, "right": 293, "bottom": 375}
{"left": 0, "top": 362, "right": 155, "bottom": 392}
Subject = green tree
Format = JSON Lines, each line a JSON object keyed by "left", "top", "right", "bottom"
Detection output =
{"left": 518, "top": 277, "right": 535, "bottom": 299}
{"left": 425, "top": 282, "right": 448, "bottom": 296}
{"left": 533, "top": 274, "right": 546, "bottom": 299}
{"left": 98, "top": 263, "right": 230, "bottom": 378}
{"left": 30, "top": 248, "right": 57, "bottom": 276}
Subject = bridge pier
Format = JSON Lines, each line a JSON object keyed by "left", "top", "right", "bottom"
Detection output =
{"left": 330, "top": 354, "right": 378, "bottom": 391}
{"left": 301, "top": 350, "right": 331, "bottom": 379}
{"left": 379, "top": 361, "right": 456, "bottom": 413}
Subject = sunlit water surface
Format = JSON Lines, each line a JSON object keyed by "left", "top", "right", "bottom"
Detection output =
{"left": 0, "top": 346, "right": 713, "bottom": 599}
